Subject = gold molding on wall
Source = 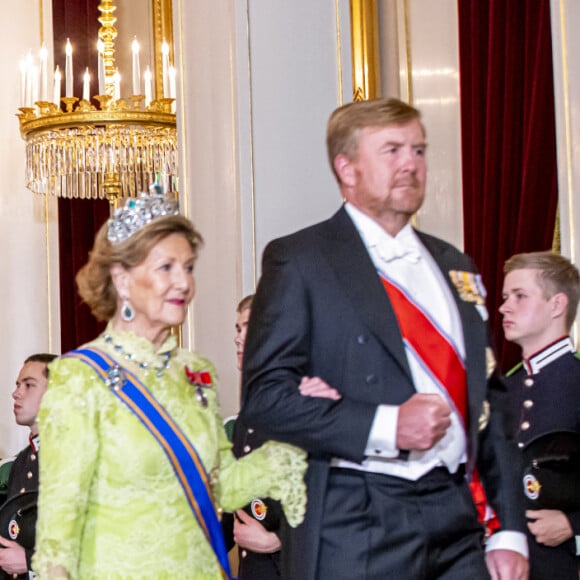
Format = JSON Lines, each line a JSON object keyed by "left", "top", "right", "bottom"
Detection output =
{"left": 400, "top": 0, "right": 413, "bottom": 104}
{"left": 152, "top": 0, "right": 174, "bottom": 101}
{"left": 557, "top": 0, "right": 574, "bottom": 260}
{"left": 350, "top": 0, "right": 380, "bottom": 100}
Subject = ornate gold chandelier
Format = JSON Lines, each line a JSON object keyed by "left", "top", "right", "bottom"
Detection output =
{"left": 17, "top": 0, "right": 177, "bottom": 205}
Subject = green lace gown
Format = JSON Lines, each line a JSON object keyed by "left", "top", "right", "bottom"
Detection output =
{"left": 33, "top": 326, "right": 306, "bottom": 579}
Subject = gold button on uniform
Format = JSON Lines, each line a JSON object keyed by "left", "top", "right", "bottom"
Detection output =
{"left": 27, "top": 471, "right": 33, "bottom": 479}
{"left": 518, "top": 442, "right": 524, "bottom": 449}
{"left": 523, "top": 400, "right": 533, "bottom": 409}
{"left": 521, "top": 421, "right": 530, "bottom": 431}
{"left": 241, "top": 550, "right": 247, "bottom": 558}
{"left": 524, "top": 377, "right": 534, "bottom": 387}
{"left": 30, "top": 454, "right": 37, "bottom": 461}
{"left": 243, "top": 445, "right": 251, "bottom": 453}
{"left": 20, "top": 487, "right": 26, "bottom": 493}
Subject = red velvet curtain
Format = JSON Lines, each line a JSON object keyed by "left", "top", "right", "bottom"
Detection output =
{"left": 53, "top": 0, "right": 109, "bottom": 353}
{"left": 458, "top": 0, "right": 558, "bottom": 370}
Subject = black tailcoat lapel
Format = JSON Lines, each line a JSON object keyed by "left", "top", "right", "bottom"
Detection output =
{"left": 317, "top": 207, "right": 413, "bottom": 384}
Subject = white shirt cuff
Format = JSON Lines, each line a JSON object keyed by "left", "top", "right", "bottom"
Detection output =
{"left": 364, "top": 405, "right": 399, "bottom": 458}
{"left": 485, "top": 530, "right": 528, "bottom": 559}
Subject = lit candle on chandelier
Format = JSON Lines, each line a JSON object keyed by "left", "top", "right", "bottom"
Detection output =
{"left": 97, "top": 39, "right": 105, "bottom": 95}
{"left": 30, "top": 64, "right": 39, "bottom": 106}
{"left": 19, "top": 58, "right": 27, "bottom": 107}
{"left": 131, "top": 38, "right": 141, "bottom": 95}
{"left": 83, "top": 68, "right": 91, "bottom": 101}
{"left": 144, "top": 67, "right": 152, "bottom": 108}
{"left": 53, "top": 66, "right": 61, "bottom": 105}
{"left": 39, "top": 45, "right": 48, "bottom": 102}
{"left": 113, "top": 69, "right": 121, "bottom": 101}
{"left": 65, "top": 38, "right": 73, "bottom": 98}
{"left": 25, "top": 51, "right": 33, "bottom": 107}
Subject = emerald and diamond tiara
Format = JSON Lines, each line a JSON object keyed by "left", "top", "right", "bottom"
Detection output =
{"left": 107, "top": 181, "right": 180, "bottom": 245}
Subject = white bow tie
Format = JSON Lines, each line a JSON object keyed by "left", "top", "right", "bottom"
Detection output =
{"left": 377, "top": 239, "right": 422, "bottom": 263}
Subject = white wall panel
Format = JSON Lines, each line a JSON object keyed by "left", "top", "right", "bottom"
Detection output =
{"left": 404, "top": 0, "right": 464, "bottom": 250}
{"left": 0, "top": 0, "right": 58, "bottom": 457}
{"left": 550, "top": 0, "right": 580, "bottom": 338}
{"left": 176, "top": 0, "right": 352, "bottom": 416}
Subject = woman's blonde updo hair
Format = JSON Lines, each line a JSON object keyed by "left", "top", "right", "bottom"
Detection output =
{"left": 76, "top": 215, "right": 203, "bottom": 321}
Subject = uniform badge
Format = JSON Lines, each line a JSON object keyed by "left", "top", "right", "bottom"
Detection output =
{"left": 448, "top": 270, "right": 486, "bottom": 305}
{"left": 8, "top": 519, "right": 20, "bottom": 540}
{"left": 523, "top": 474, "right": 542, "bottom": 501}
{"left": 478, "top": 400, "right": 490, "bottom": 432}
{"left": 251, "top": 499, "right": 268, "bottom": 521}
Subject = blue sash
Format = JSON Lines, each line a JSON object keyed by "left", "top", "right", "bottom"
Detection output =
{"left": 65, "top": 347, "right": 232, "bottom": 580}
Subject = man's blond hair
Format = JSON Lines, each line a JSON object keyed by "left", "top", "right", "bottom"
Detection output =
{"left": 326, "top": 97, "right": 424, "bottom": 182}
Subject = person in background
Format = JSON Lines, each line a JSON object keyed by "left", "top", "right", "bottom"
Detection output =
{"left": 500, "top": 251, "right": 580, "bottom": 579}
{"left": 0, "top": 353, "right": 57, "bottom": 580}
{"left": 230, "top": 294, "right": 283, "bottom": 579}
{"left": 241, "top": 97, "right": 528, "bottom": 580}
{"left": 33, "top": 187, "right": 307, "bottom": 579}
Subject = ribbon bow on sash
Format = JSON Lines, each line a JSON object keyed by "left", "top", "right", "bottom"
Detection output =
{"left": 185, "top": 367, "right": 213, "bottom": 408}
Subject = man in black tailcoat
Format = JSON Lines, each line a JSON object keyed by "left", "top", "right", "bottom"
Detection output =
{"left": 242, "top": 98, "right": 528, "bottom": 580}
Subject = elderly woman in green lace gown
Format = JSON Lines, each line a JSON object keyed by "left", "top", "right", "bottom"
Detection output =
{"left": 33, "top": 191, "right": 306, "bottom": 580}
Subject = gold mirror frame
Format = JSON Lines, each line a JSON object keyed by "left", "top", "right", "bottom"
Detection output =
{"left": 152, "top": 0, "right": 174, "bottom": 101}
{"left": 350, "top": 0, "right": 380, "bottom": 101}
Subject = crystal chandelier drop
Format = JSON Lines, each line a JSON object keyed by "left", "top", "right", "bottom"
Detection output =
{"left": 17, "top": 0, "right": 177, "bottom": 205}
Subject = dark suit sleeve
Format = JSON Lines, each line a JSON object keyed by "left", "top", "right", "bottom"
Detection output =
{"left": 566, "top": 511, "right": 580, "bottom": 556}
{"left": 241, "top": 238, "right": 377, "bottom": 463}
{"left": 568, "top": 511, "right": 580, "bottom": 535}
{"left": 25, "top": 547, "right": 34, "bottom": 572}
{"left": 476, "top": 370, "right": 527, "bottom": 534}
{"left": 221, "top": 512, "right": 235, "bottom": 553}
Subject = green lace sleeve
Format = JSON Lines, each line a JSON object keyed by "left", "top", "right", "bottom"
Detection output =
{"left": 217, "top": 439, "right": 307, "bottom": 528}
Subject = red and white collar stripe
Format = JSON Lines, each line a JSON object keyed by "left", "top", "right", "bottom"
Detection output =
{"left": 524, "top": 336, "right": 574, "bottom": 375}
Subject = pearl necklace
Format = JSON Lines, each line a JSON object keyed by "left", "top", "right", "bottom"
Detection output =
{"left": 102, "top": 332, "right": 172, "bottom": 377}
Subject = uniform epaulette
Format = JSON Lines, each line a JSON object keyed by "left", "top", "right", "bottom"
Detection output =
{"left": 505, "top": 361, "right": 523, "bottom": 377}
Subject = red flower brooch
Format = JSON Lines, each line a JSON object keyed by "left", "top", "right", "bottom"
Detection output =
{"left": 185, "top": 366, "right": 213, "bottom": 407}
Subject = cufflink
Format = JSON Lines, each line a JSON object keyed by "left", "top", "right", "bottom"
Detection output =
{"left": 478, "top": 400, "right": 490, "bottom": 432}
{"left": 485, "top": 347, "right": 496, "bottom": 379}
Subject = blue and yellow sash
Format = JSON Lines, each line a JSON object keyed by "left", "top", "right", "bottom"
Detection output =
{"left": 65, "top": 347, "right": 232, "bottom": 580}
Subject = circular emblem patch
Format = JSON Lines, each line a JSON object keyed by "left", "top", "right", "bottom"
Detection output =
{"left": 8, "top": 519, "right": 20, "bottom": 540}
{"left": 251, "top": 499, "right": 268, "bottom": 521}
{"left": 523, "top": 474, "right": 542, "bottom": 501}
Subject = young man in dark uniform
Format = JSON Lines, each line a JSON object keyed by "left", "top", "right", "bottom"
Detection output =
{"left": 0, "top": 353, "right": 57, "bottom": 579}
{"left": 501, "top": 251, "right": 580, "bottom": 579}
{"left": 228, "top": 296, "right": 339, "bottom": 578}
{"left": 230, "top": 295, "right": 283, "bottom": 579}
